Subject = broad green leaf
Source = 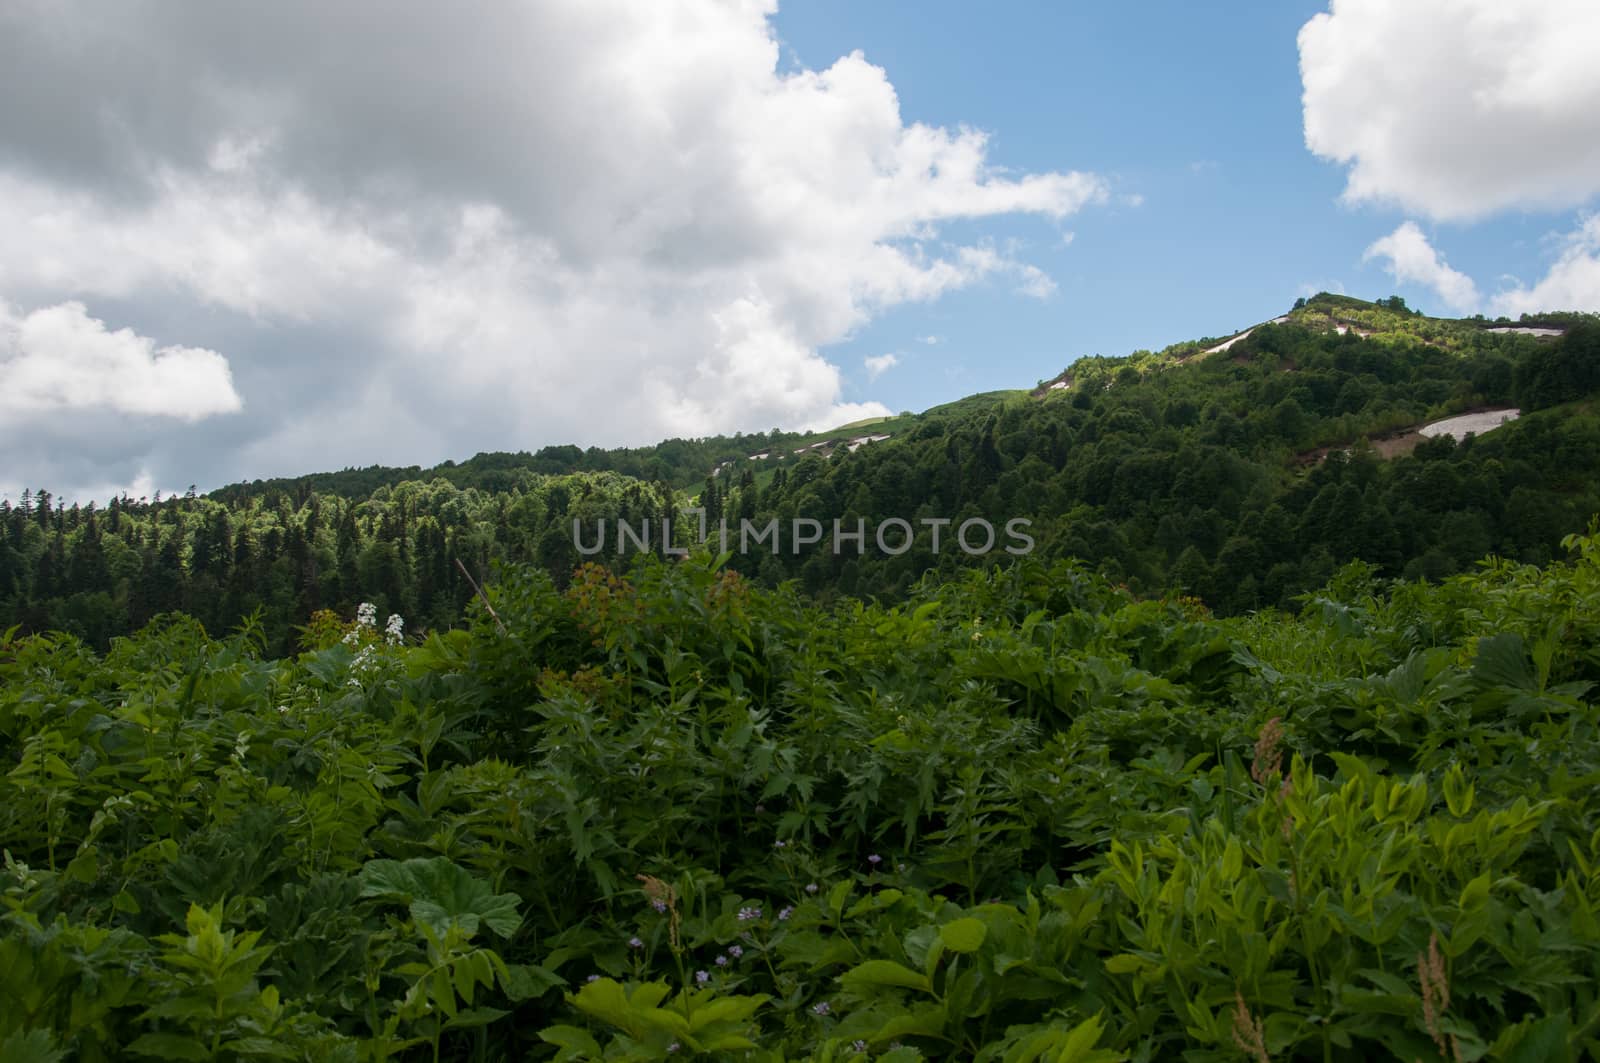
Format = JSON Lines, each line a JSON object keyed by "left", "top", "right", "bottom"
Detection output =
{"left": 938, "top": 917, "right": 987, "bottom": 953}
{"left": 360, "top": 857, "right": 522, "bottom": 939}
{"left": 502, "top": 963, "right": 566, "bottom": 1001}
{"left": 874, "top": 1004, "right": 947, "bottom": 1042}
{"left": 1492, "top": 1013, "right": 1572, "bottom": 1063}
{"left": 445, "top": 1006, "right": 511, "bottom": 1029}
{"left": 539, "top": 1024, "right": 603, "bottom": 1062}
{"left": 842, "top": 959, "right": 933, "bottom": 993}
{"left": 1473, "top": 632, "right": 1536, "bottom": 691}
{"left": 0, "top": 1031, "right": 65, "bottom": 1063}
{"left": 689, "top": 994, "right": 770, "bottom": 1029}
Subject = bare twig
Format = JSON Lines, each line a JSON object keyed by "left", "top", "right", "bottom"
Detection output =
{"left": 454, "top": 557, "right": 508, "bottom": 635}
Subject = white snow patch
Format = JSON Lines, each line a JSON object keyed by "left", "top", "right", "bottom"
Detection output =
{"left": 1203, "top": 328, "right": 1254, "bottom": 355}
{"left": 1418, "top": 408, "right": 1520, "bottom": 440}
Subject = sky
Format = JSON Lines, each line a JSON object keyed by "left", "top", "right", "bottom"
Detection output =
{"left": 2, "top": 0, "right": 1599, "bottom": 503}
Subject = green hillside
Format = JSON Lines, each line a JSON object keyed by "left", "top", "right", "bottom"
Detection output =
{"left": 3, "top": 296, "right": 1598, "bottom": 653}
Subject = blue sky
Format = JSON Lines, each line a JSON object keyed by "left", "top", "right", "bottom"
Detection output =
{"left": 773, "top": 0, "right": 1598, "bottom": 414}
{"left": 1, "top": 0, "right": 1597, "bottom": 499}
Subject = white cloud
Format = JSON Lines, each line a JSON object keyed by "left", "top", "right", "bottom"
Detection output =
{"left": 1490, "top": 215, "right": 1600, "bottom": 315}
{"left": 0, "top": 0, "right": 1113, "bottom": 495}
{"left": 1362, "top": 217, "right": 1600, "bottom": 316}
{"left": 0, "top": 299, "right": 241, "bottom": 421}
{"left": 1300, "top": 0, "right": 1600, "bottom": 220}
{"left": 1363, "top": 222, "right": 1481, "bottom": 312}
{"left": 1013, "top": 264, "right": 1057, "bottom": 300}
{"left": 918, "top": 335, "right": 941, "bottom": 345}
{"left": 864, "top": 353, "right": 900, "bottom": 379}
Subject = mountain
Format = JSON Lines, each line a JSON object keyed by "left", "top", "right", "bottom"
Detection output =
{"left": 4, "top": 293, "right": 1598, "bottom": 652}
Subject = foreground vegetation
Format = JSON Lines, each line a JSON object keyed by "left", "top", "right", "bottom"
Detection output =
{"left": 5, "top": 529, "right": 1600, "bottom": 1060}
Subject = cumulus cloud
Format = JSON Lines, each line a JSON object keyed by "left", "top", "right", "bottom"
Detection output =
{"left": 1491, "top": 215, "right": 1600, "bottom": 315}
{"left": 1363, "top": 218, "right": 1600, "bottom": 316}
{"left": 0, "top": 300, "right": 241, "bottom": 421}
{"left": 1363, "top": 222, "right": 1481, "bottom": 313}
{"left": 0, "top": 0, "right": 1112, "bottom": 496}
{"left": 863, "top": 353, "right": 900, "bottom": 380}
{"left": 1300, "top": 0, "right": 1600, "bottom": 220}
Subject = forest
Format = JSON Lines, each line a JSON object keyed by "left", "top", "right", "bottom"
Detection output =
{"left": 4, "top": 295, "right": 1600, "bottom": 655}
{"left": 4, "top": 531, "right": 1600, "bottom": 1059}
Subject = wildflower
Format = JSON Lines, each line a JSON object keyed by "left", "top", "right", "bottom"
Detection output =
{"left": 1251, "top": 716, "right": 1285, "bottom": 787}
{"left": 852, "top": 1041, "right": 868, "bottom": 1053}
{"left": 1419, "top": 932, "right": 1461, "bottom": 1061}
{"left": 737, "top": 906, "right": 761, "bottom": 921}
{"left": 695, "top": 970, "right": 709, "bottom": 984}
{"left": 773, "top": 840, "right": 787, "bottom": 849}
{"left": 585, "top": 974, "right": 600, "bottom": 983}
{"left": 754, "top": 803, "right": 766, "bottom": 814}
{"left": 812, "top": 1001, "right": 831, "bottom": 1016}
{"left": 628, "top": 936, "right": 643, "bottom": 949}
{"left": 715, "top": 955, "right": 728, "bottom": 967}
{"left": 667, "top": 1043, "right": 680, "bottom": 1054}
{"left": 1230, "top": 990, "right": 1269, "bottom": 1063}
{"left": 637, "top": 874, "right": 681, "bottom": 949}
{"left": 727, "top": 945, "right": 743, "bottom": 959}
{"left": 384, "top": 612, "right": 404, "bottom": 645}
{"left": 867, "top": 854, "right": 882, "bottom": 866}
{"left": 778, "top": 906, "right": 794, "bottom": 921}
{"left": 805, "top": 883, "right": 819, "bottom": 894}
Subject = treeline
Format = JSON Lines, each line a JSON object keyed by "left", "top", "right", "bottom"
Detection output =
{"left": 0, "top": 473, "right": 676, "bottom": 655}
{"left": 207, "top": 427, "right": 847, "bottom": 504}
{"left": 4, "top": 297, "right": 1598, "bottom": 649}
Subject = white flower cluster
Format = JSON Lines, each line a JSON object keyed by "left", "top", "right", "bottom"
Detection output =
{"left": 344, "top": 602, "right": 405, "bottom": 685}
{"left": 342, "top": 602, "right": 378, "bottom": 647}
{"left": 348, "top": 643, "right": 376, "bottom": 686}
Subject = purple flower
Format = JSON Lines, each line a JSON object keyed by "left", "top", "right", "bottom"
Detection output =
{"left": 727, "top": 944, "right": 744, "bottom": 958}
{"left": 585, "top": 974, "right": 600, "bottom": 983}
{"left": 773, "top": 839, "right": 787, "bottom": 849}
{"left": 805, "top": 882, "right": 819, "bottom": 894}
{"left": 715, "top": 955, "right": 728, "bottom": 966}
{"left": 628, "top": 936, "right": 643, "bottom": 949}
{"left": 852, "top": 1040, "right": 868, "bottom": 1053}
{"left": 668, "top": 1043, "right": 680, "bottom": 1054}
{"left": 867, "top": 854, "right": 882, "bottom": 866}
{"left": 778, "top": 906, "right": 794, "bottom": 921}
{"left": 737, "top": 906, "right": 761, "bottom": 921}
{"left": 812, "top": 1001, "right": 831, "bottom": 1016}
{"left": 651, "top": 899, "right": 668, "bottom": 913}
{"left": 695, "top": 969, "right": 710, "bottom": 984}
